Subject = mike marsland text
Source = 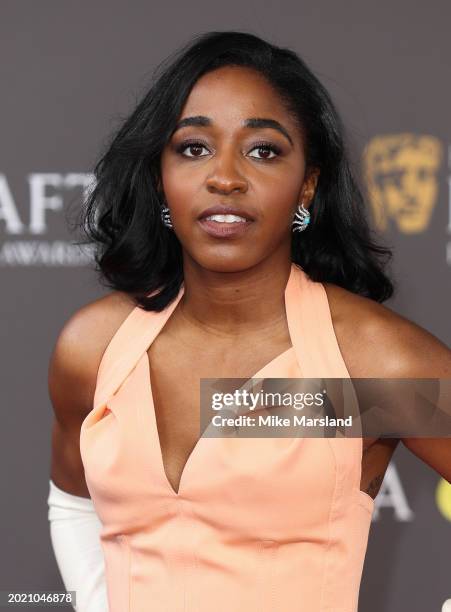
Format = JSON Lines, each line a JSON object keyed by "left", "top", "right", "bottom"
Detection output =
{"left": 211, "top": 414, "right": 353, "bottom": 428}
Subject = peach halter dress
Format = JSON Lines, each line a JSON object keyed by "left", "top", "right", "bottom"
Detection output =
{"left": 80, "top": 263, "right": 375, "bottom": 612}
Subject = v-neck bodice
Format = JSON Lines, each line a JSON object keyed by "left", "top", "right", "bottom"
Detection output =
{"left": 80, "top": 263, "right": 374, "bottom": 612}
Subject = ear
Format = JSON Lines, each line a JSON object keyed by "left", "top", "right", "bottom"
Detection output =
{"left": 301, "top": 167, "right": 320, "bottom": 207}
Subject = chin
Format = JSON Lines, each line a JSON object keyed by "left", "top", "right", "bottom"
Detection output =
{"left": 189, "top": 251, "right": 261, "bottom": 275}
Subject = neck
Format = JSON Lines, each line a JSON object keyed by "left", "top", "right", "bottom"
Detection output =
{"left": 175, "top": 255, "right": 293, "bottom": 339}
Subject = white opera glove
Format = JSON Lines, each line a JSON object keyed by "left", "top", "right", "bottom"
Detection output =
{"left": 47, "top": 479, "right": 108, "bottom": 612}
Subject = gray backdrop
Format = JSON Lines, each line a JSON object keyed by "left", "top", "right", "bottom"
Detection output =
{"left": 1, "top": 1, "right": 450, "bottom": 611}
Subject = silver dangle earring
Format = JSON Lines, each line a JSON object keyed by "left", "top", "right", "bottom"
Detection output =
{"left": 160, "top": 200, "right": 173, "bottom": 229}
{"left": 292, "top": 202, "right": 310, "bottom": 233}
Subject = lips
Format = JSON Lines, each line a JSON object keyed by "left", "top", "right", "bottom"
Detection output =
{"left": 197, "top": 204, "right": 255, "bottom": 239}
{"left": 198, "top": 216, "right": 253, "bottom": 239}
{"left": 198, "top": 204, "right": 255, "bottom": 222}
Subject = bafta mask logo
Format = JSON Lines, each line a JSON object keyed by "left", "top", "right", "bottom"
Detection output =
{"left": 363, "top": 134, "right": 443, "bottom": 233}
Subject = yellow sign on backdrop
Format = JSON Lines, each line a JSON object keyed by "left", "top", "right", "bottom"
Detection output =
{"left": 363, "top": 134, "right": 443, "bottom": 234}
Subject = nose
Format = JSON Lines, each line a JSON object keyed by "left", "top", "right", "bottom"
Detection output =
{"left": 205, "top": 148, "right": 248, "bottom": 195}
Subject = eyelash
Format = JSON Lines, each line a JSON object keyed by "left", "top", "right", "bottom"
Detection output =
{"left": 175, "top": 139, "right": 282, "bottom": 161}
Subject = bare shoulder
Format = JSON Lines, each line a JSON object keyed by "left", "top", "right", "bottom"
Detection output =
{"left": 48, "top": 290, "right": 137, "bottom": 423}
{"left": 323, "top": 282, "right": 451, "bottom": 378}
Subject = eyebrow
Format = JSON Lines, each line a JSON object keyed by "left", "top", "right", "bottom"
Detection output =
{"left": 173, "top": 115, "right": 294, "bottom": 146}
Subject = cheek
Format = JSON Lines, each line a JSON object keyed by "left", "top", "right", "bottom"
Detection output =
{"left": 161, "top": 172, "right": 197, "bottom": 218}
{"left": 257, "top": 181, "right": 299, "bottom": 225}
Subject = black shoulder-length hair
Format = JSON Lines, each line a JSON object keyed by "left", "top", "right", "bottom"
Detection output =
{"left": 75, "top": 29, "right": 395, "bottom": 311}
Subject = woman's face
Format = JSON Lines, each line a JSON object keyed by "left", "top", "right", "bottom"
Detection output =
{"left": 160, "top": 65, "right": 318, "bottom": 273}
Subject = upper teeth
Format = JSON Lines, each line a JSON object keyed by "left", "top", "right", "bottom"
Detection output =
{"left": 205, "top": 214, "right": 247, "bottom": 223}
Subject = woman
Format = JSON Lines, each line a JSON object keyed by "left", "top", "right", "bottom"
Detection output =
{"left": 47, "top": 30, "right": 451, "bottom": 612}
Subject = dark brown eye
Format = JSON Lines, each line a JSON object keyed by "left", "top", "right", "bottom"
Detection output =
{"left": 176, "top": 140, "right": 210, "bottom": 158}
{"left": 248, "top": 142, "right": 281, "bottom": 160}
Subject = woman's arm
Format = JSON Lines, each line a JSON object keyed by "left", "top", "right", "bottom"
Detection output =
{"left": 325, "top": 282, "right": 451, "bottom": 480}
{"left": 387, "top": 313, "right": 451, "bottom": 481}
{"left": 48, "top": 301, "right": 107, "bottom": 610}
{"left": 47, "top": 291, "right": 136, "bottom": 610}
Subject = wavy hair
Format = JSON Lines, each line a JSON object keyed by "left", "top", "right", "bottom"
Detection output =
{"left": 75, "top": 30, "right": 395, "bottom": 311}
